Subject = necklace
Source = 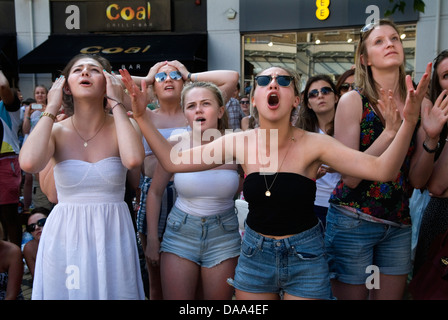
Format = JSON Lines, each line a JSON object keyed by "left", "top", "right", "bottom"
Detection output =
{"left": 263, "top": 134, "right": 295, "bottom": 197}
{"left": 71, "top": 114, "right": 107, "bottom": 147}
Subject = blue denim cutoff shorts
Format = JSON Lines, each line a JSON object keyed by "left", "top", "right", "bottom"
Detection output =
{"left": 229, "top": 222, "right": 333, "bottom": 299}
{"left": 160, "top": 205, "right": 241, "bottom": 268}
{"left": 324, "top": 204, "right": 412, "bottom": 285}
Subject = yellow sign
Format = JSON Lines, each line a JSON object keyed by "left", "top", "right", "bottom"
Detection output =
{"left": 316, "top": 0, "right": 330, "bottom": 21}
{"left": 106, "top": 2, "right": 151, "bottom": 21}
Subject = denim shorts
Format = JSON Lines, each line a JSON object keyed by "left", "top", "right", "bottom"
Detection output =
{"left": 160, "top": 205, "right": 241, "bottom": 268}
{"left": 325, "top": 204, "right": 412, "bottom": 285}
{"left": 229, "top": 222, "right": 333, "bottom": 299}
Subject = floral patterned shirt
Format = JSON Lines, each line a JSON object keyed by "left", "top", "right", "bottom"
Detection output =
{"left": 329, "top": 92, "right": 415, "bottom": 225}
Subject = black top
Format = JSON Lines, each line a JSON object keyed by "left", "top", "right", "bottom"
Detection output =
{"left": 244, "top": 172, "right": 318, "bottom": 236}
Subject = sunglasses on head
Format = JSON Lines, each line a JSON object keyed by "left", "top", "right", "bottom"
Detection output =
{"left": 254, "top": 75, "right": 293, "bottom": 87}
{"left": 308, "top": 87, "right": 334, "bottom": 99}
{"left": 361, "top": 22, "right": 377, "bottom": 34}
{"left": 155, "top": 70, "right": 182, "bottom": 83}
{"left": 26, "top": 218, "right": 46, "bottom": 232}
{"left": 340, "top": 83, "right": 355, "bottom": 91}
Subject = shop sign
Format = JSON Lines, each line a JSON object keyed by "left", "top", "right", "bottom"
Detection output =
{"left": 316, "top": 0, "right": 330, "bottom": 21}
{"left": 51, "top": 0, "right": 171, "bottom": 33}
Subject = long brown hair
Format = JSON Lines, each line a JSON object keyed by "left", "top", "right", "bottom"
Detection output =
{"left": 296, "top": 74, "right": 338, "bottom": 136}
{"left": 60, "top": 54, "right": 112, "bottom": 115}
{"left": 355, "top": 19, "right": 407, "bottom": 106}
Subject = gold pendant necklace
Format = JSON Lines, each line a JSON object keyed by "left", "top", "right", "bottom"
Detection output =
{"left": 263, "top": 134, "right": 295, "bottom": 197}
{"left": 71, "top": 114, "right": 107, "bottom": 147}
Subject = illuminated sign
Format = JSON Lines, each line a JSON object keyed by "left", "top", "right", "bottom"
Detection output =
{"left": 106, "top": 2, "right": 151, "bottom": 21}
{"left": 51, "top": 0, "right": 171, "bottom": 33}
{"left": 316, "top": 0, "right": 330, "bottom": 21}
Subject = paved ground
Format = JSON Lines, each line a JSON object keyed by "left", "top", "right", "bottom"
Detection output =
{"left": 21, "top": 271, "right": 32, "bottom": 300}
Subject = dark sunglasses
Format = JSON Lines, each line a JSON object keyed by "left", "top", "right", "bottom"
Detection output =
{"left": 254, "top": 75, "right": 293, "bottom": 87}
{"left": 240, "top": 100, "right": 250, "bottom": 104}
{"left": 155, "top": 71, "right": 182, "bottom": 83}
{"left": 26, "top": 218, "right": 46, "bottom": 232}
{"left": 308, "top": 87, "right": 334, "bottom": 99}
{"left": 340, "top": 83, "right": 355, "bottom": 91}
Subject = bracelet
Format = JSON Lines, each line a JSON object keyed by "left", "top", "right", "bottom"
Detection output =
{"left": 39, "top": 112, "right": 56, "bottom": 122}
{"left": 111, "top": 102, "right": 125, "bottom": 111}
{"left": 187, "top": 73, "right": 192, "bottom": 82}
{"left": 423, "top": 140, "right": 440, "bottom": 153}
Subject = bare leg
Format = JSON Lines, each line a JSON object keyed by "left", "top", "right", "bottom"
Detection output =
{"left": 235, "top": 290, "right": 281, "bottom": 300}
{"left": 331, "top": 279, "right": 369, "bottom": 300}
{"left": 161, "top": 252, "right": 200, "bottom": 300}
{"left": 200, "top": 257, "right": 238, "bottom": 300}
{"left": 369, "top": 274, "right": 408, "bottom": 300}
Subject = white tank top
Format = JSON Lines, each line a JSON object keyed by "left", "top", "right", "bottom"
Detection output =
{"left": 174, "top": 169, "right": 239, "bottom": 217}
{"left": 143, "top": 126, "right": 190, "bottom": 156}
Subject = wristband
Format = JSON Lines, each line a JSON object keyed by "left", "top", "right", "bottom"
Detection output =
{"left": 423, "top": 140, "right": 440, "bottom": 153}
{"left": 187, "top": 73, "right": 192, "bottom": 82}
{"left": 39, "top": 112, "right": 56, "bottom": 122}
{"left": 111, "top": 102, "right": 125, "bottom": 111}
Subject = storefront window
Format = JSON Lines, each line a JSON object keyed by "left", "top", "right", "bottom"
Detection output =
{"left": 243, "top": 24, "right": 416, "bottom": 90}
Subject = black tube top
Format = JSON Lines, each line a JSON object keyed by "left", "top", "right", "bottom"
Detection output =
{"left": 243, "top": 172, "right": 318, "bottom": 236}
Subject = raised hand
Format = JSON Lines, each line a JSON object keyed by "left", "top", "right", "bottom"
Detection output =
{"left": 46, "top": 76, "right": 65, "bottom": 113}
{"left": 167, "top": 60, "right": 189, "bottom": 81}
{"left": 120, "top": 68, "right": 148, "bottom": 119}
{"left": 145, "top": 61, "right": 168, "bottom": 85}
{"left": 103, "top": 70, "right": 125, "bottom": 107}
{"left": 421, "top": 89, "right": 448, "bottom": 140}
{"left": 377, "top": 88, "right": 401, "bottom": 133}
{"left": 403, "top": 62, "right": 432, "bottom": 125}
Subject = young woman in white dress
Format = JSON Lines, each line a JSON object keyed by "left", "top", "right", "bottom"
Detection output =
{"left": 19, "top": 54, "right": 145, "bottom": 300}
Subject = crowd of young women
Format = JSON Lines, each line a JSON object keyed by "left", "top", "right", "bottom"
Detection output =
{"left": 14, "top": 18, "right": 448, "bottom": 300}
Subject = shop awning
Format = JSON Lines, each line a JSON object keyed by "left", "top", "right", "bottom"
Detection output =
{"left": 0, "top": 34, "right": 19, "bottom": 86}
{"left": 18, "top": 33, "right": 207, "bottom": 75}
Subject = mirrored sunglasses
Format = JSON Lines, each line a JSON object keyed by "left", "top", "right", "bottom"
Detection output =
{"left": 361, "top": 22, "right": 377, "bottom": 33}
{"left": 308, "top": 87, "right": 334, "bottom": 99}
{"left": 26, "top": 218, "right": 46, "bottom": 232}
{"left": 155, "top": 70, "right": 182, "bottom": 83}
{"left": 254, "top": 75, "right": 293, "bottom": 87}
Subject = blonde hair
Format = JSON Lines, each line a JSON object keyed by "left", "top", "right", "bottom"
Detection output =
{"left": 180, "top": 81, "right": 229, "bottom": 133}
{"left": 355, "top": 19, "right": 407, "bottom": 106}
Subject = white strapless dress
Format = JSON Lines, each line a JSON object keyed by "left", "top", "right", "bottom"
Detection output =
{"left": 32, "top": 157, "right": 145, "bottom": 300}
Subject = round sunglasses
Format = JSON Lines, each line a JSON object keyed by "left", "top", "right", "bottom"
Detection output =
{"left": 26, "top": 218, "right": 46, "bottom": 232}
{"left": 155, "top": 70, "right": 182, "bottom": 83}
{"left": 254, "top": 75, "right": 293, "bottom": 87}
{"left": 307, "top": 87, "right": 334, "bottom": 99}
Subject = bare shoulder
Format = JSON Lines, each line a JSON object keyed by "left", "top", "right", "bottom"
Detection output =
{"left": 339, "top": 89, "right": 363, "bottom": 105}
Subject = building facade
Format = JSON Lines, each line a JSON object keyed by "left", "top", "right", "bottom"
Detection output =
{"left": 0, "top": 0, "right": 447, "bottom": 98}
